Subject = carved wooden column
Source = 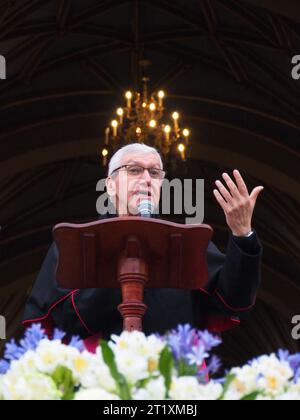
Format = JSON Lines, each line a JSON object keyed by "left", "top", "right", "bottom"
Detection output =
{"left": 117, "top": 235, "right": 149, "bottom": 332}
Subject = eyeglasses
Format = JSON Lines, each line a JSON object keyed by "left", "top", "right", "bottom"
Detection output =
{"left": 111, "top": 165, "right": 166, "bottom": 180}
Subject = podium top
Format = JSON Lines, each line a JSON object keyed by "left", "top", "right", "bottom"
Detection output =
{"left": 53, "top": 216, "right": 213, "bottom": 290}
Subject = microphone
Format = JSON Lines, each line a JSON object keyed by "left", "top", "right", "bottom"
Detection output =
{"left": 138, "top": 199, "right": 154, "bottom": 218}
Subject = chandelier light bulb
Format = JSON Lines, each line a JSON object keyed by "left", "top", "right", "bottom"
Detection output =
{"left": 102, "top": 148, "right": 109, "bottom": 166}
{"left": 117, "top": 108, "right": 124, "bottom": 124}
{"left": 149, "top": 120, "right": 157, "bottom": 128}
{"left": 111, "top": 119, "right": 118, "bottom": 137}
{"left": 149, "top": 103, "right": 156, "bottom": 111}
{"left": 164, "top": 125, "right": 171, "bottom": 141}
{"left": 172, "top": 112, "right": 179, "bottom": 131}
{"left": 178, "top": 143, "right": 185, "bottom": 153}
{"left": 125, "top": 91, "right": 132, "bottom": 109}
{"left": 102, "top": 148, "right": 109, "bottom": 157}
{"left": 158, "top": 90, "right": 165, "bottom": 107}
{"left": 183, "top": 129, "right": 190, "bottom": 137}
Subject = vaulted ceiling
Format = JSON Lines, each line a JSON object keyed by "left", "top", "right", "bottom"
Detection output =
{"left": 1, "top": 0, "right": 300, "bottom": 364}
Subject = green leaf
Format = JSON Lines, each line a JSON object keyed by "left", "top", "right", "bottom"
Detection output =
{"left": 240, "top": 391, "right": 262, "bottom": 401}
{"left": 136, "top": 375, "right": 159, "bottom": 389}
{"left": 159, "top": 346, "right": 174, "bottom": 398}
{"left": 177, "top": 358, "right": 198, "bottom": 377}
{"left": 51, "top": 366, "right": 75, "bottom": 400}
{"left": 101, "top": 340, "right": 132, "bottom": 400}
{"left": 218, "top": 373, "right": 236, "bottom": 400}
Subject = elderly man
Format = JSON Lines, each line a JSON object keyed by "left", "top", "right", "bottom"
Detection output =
{"left": 23, "top": 143, "right": 263, "bottom": 338}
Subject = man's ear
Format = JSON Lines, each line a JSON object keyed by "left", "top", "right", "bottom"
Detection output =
{"left": 105, "top": 176, "right": 116, "bottom": 198}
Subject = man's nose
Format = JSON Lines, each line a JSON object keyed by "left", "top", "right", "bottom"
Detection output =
{"left": 141, "top": 168, "right": 152, "bottom": 183}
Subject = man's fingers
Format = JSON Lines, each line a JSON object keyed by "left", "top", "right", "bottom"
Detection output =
{"left": 250, "top": 186, "right": 264, "bottom": 203}
{"left": 215, "top": 180, "right": 233, "bottom": 205}
{"left": 233, "top": 170, "right": 249, "bottom": 196}
{"left": 213, "top": 189, "right": 230, "bottom": 212}
{"left": 222, "top": 173, "right": 240, "bottom": 199}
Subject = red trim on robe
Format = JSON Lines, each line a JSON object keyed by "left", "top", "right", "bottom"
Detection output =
{"left": 22, "top": 290, "right": 77, "bottom": 330}
{"left": 200, "top": 286, "right": 256, "bottom": 313}
{"left": 71, "top": 291, "right": 95, "bottom": 336}
{"left": 215, "top": 290, "right": 256, "bottom": 312}
{"left": 22, "top": 289, "right": 242, "bottom": 343}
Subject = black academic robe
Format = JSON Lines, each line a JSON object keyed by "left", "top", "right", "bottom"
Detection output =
{"left": 23, "top": 214, "right": 263, "bottom": 339}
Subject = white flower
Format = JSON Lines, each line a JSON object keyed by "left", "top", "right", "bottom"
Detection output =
{"left": 0, "top": 371, "right": 60, "bottom": 400}
{"left": 224, "top": 365, "right": 258, "bottom": 400}
{"left": 196, "top": 382, "right": 223, "bottom": 400}
{"left": 253, "top": 354, "right": 293, "bottom": 397}
{"left": 133, "top": 377, "right": 166, "bottom": 400}
{"left": 115, "top": 352, "right": 149, "bottom": 384}
{"left": 276, "top": 391, "right": 300, "bottom": 401}
{"left": 275, "top": 380, "right": 300, "bottom": 400}
{"left": 34, "top": 340, "right": 80, "bottom": 374}
{"left": 108, "top": 331, "right": 164, "bottom": 384}
{"left": 78, "top": 349, "right": 116, "bottom": 392}
{"left": 170, "top": 377, "right": 199, "bottom": 400}
{"left": 169, "top": 377, "right": 221, "bottom": 400}
{"left": 110, "top": 331, "right": 164, "bottom": 360}
{"left": 224, "top": 354, "right": 294, "bottom": 400}
{"left": 74, "top": 388, "right": 120, "bottom": 400}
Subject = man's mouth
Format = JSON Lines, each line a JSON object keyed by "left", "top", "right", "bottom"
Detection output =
{"left": 134, "top": 191, "right": 152, "bottom": 197}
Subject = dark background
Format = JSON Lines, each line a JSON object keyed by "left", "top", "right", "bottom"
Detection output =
{"left": 0, "top": 0, "right": 300, "bottom": 368}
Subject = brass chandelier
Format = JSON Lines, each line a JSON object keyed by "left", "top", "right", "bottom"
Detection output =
{"left": 101, "top": 77, "right": 190, "bottom": 171}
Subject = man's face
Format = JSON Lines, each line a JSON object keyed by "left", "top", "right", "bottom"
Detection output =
{"left": 106, "top": 152, "right": 163, "bottom": 216}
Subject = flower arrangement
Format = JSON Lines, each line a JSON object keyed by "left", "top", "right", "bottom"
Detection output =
{"left": 0, "top": 324, "right": 299, "bottom": 400}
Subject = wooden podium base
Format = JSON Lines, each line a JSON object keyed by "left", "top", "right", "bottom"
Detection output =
{"left": 117, "top": 235, "right": 149, "bottom": 332}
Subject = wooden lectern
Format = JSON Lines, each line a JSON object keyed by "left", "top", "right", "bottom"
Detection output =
{"left": 53, "top": 217, "right": 213, "bottom": 333}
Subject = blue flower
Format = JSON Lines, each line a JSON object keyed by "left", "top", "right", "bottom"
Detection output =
{"left": 206, "top": 355, "right": 222, "bottom": 375}
{"left": 2, "top": 324, "right": 47, "bottom": 365}
{"left": 19, "top": 323, "right": 47, "bottom": 353}
{"left": 53, "top": 329, "right": 66, "bottom": 341}
{"left": 4, "top": 339, "right": 26, "bottom": 361}
{"left": 174, "top": 325, "right": 195, "bottom": 353}
{"left": 163, "top": 324, "right": 223, "bottom": 381}
{"left": 69, "top": 336, "right": 84, "bottom": 352}
{"left": 0, "top": 360, "right": 10, "bottom": 375}
{"left": 278, "top": 349, "right": 290, "bottom": 362}
{"left": 166, "top": 324, "right": 197, "bottom": 360}
{"left": 0, "top": 323, "right": 85, "bottom": 376}
{"left": 187, "top": 345, "right": 209, "bottom": 366}
{"left": 277, "top": 350, "right": 300, "bottom": 383}
{"left": 198, "top": 330, "right": 222, "bottom": 352}
{"left": 287, "top": 354, "right": 300, "bottom": 383}
{"left": 166, "top": 334, "right": 181, "bottom": 360}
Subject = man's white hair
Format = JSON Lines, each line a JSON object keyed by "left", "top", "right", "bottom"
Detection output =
{"left": 108, "top": 143, "right": 164, "bottom": 176}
